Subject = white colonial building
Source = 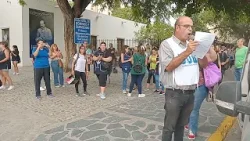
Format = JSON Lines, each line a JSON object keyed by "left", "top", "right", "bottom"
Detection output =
{"left": 0, "top": 0, "right": 145, "bottom": 66}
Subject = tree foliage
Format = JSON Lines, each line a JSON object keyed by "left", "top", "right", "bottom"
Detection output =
{"left": 135, "top": 20, "right": 173, "bottom": 42}
{"left": 215, "top": 12, "right": 250, "bottom": 41}
{"left": 111, "top": 7, "right": 147, "bottom": 24}
{"left": 94, "top": 0, "right": 173, "bottom": 23}
{"left": 93, "top": 0, "right": 250, "bottom": 24}
{"left": 169, "top": 0, "right": 250, "bottom": 19}
{"left": 95, "top": 0, "right": 250, "bottom": 42}
{"left": 111, "top": 7, "right": 173, "bottom": 43}
{"left": 191, "top": 8, "right": 250, "bottom": 42}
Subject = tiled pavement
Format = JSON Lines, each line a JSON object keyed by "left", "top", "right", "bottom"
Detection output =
{"left": 35, "top": 95, "right": 225, "bottom": 141}
{"left": 0, "top": 67, "right": 234, "bottom": 141}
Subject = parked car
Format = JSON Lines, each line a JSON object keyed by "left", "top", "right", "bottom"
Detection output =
{"left": 214, "top": 41, "right": 250, "bottom": 141}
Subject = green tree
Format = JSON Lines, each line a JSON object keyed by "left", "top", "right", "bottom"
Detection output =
{"left": 135, "top": 20, "right": 173, "bottom": 44}
{"left": 111, "top": 7, "right": 173, "bottom": 44}
{"left": 167, "top": 0, "right": 250, "bottom": 20}
{"left": 213, "top": 12, "right": 250, "bottom": 41}
{"left": 111, "top": 7, "right": 147, "bottom": 24}
{"left": 191, "top": 8, "right": 250, "bottom": 42}
{"left": 191, "top": 9, "right": 216, "bottom": 32}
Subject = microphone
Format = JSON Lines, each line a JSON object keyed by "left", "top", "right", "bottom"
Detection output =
{"left": 188, "top": 34, "right": 195, "bottom": 41}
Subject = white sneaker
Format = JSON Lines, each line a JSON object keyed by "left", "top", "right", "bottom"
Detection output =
{"left": 96, "top": 93, "right": 100, "bottom": 96}
{"left": 127, "top": 93, "right": 132, "bottom": 97}
{"left": 0, "top": 85, "right": 6, "bottom": 90}
{"left": 100, "top": 93, "right": 106, "bottom": 99}
{"left": 40, "top": 87, "right": 45, "bottom": 91}
{"left": 16, "top": 73, "right": 19, "bottom": 75}
{"left": 7, "top": 85, "right": 14, "bottom": 90}
{"left": 61, "top": 85, "right": 65, "bottom": 87}
{"left": 122, "top": 90, "right": 127, "bottom": 94}
{"left": 13, "top": 72, "right": 16, "bottom": 75}
{"left": 138, "top": 94, "right": 145, "bottom": 97}
{"left": 55, "top": 85, "right": 60, "bottom": 88}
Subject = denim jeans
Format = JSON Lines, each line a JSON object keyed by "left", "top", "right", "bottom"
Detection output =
{"left": 51, "top": 60, "right": 64, "bottom": 86}
{"left": 234, "top": 68, "right": 243, "bottom": 81}
{"left": 129, "top": 74, "right": 144, "bottom": 94}
{"left": 160, "top": 82, "right": 164, "bottom": 91}
{"left": 188, "top": 85, "right": 208, "bottom": 135}
{"left": 154, "top": 74, "right": 160, "bottom": 90}
{"left": 162, "top": 89, "right": 195, "bottom": 141}
{"left": 122, "top": 71, "right": 129, "bottom": 91}
{"left": 147, "top": 70, "right": 156, "bottom": 84}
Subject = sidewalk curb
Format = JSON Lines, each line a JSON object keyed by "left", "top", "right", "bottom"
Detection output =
{"left": 207, "top": 116, "right": 236, "bottom": 141}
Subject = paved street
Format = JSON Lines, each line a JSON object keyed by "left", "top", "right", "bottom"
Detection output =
{"left": 0, "top": 66, "right": 235, "bottom": 141}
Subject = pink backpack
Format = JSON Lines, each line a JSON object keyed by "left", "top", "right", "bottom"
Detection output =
{"left": 203, "top": 62, "right": 222, "bottom": 88}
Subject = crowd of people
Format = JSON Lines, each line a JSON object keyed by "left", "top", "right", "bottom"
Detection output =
{"left": 0, "top": 15, "right": 249, "bottom": 141}
{"left": 30, "top": 38, "right": 168, "bottom": 100}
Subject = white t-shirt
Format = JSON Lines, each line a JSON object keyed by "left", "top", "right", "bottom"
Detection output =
{"left": 73, "top": 54, "right": 86, "bottom": 72}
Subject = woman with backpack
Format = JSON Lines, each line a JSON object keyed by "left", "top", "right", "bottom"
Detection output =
{"left": 120, "top": 45, "right": 132, "bottom": 94}
{"left": 71, "top": 46, "right": 89, "bottom": 97}
{"left": 11, "top": 45, "right": 20, "bottom": 75}
{"left": 127, "top": 45, "right": 147, "bottom": 97}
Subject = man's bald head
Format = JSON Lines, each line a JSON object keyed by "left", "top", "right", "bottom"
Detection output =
{"left": 174, "top": 16, "right": 192, "bottom": 31}
{"left": 174, "top": 16, "right": 193, "bottom": 42}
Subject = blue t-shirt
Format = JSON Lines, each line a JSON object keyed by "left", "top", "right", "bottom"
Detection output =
{"left": 32, "top": 47, "right": 50, "bottom": 68}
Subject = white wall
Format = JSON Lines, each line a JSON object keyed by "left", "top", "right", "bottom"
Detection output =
{"left": 81, "top": 10, "right": 145, "bottom": 47}
{"left": 0, "top": 0, "right": 23, "bottom": 64}
{"left": 82, "top": 10, "right": 145, "bottom": 39}
{"left": 1, "top": 0, "right": 145, "bottom": 66}
{"left": 22, "top": 0, "right": 64, "bottom": 66}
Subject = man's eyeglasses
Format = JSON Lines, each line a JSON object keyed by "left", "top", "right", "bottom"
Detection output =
{"left": 178, "top": 25, "right": 194, "bottom": 29}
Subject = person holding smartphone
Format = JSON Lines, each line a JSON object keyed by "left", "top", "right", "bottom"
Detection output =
{"left": 93, "top": 42, "right": 112, "bottom": 100}
{"left": 32, "top": 39, "right": 53, "bottom": 100}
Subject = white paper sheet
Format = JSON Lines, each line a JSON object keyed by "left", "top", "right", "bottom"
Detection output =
{"left": 192, "top": 32, "right": 215, "bottom": 59}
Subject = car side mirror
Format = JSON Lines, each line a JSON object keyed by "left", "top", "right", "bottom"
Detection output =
{"left": 214, "top": 81, "right": 241, "bottom": 117}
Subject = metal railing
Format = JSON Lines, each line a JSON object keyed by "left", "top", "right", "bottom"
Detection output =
{"left": 90, "top": 39, "right": 162, "bottom": 49}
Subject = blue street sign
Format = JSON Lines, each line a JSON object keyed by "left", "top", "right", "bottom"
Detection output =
{"left": 74, "top": 18, "right": 91, "bottom": 44}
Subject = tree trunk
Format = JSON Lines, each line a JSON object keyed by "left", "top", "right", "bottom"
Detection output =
{"left": 56, "top": 0, "right": 91, "bottom": 72}
{"left": 64, "top": 14, "right": 76, "bottom": 72}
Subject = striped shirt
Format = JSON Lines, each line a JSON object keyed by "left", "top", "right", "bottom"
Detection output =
{"left": 159, "top": 36, "right": 196, "bottom": 90}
